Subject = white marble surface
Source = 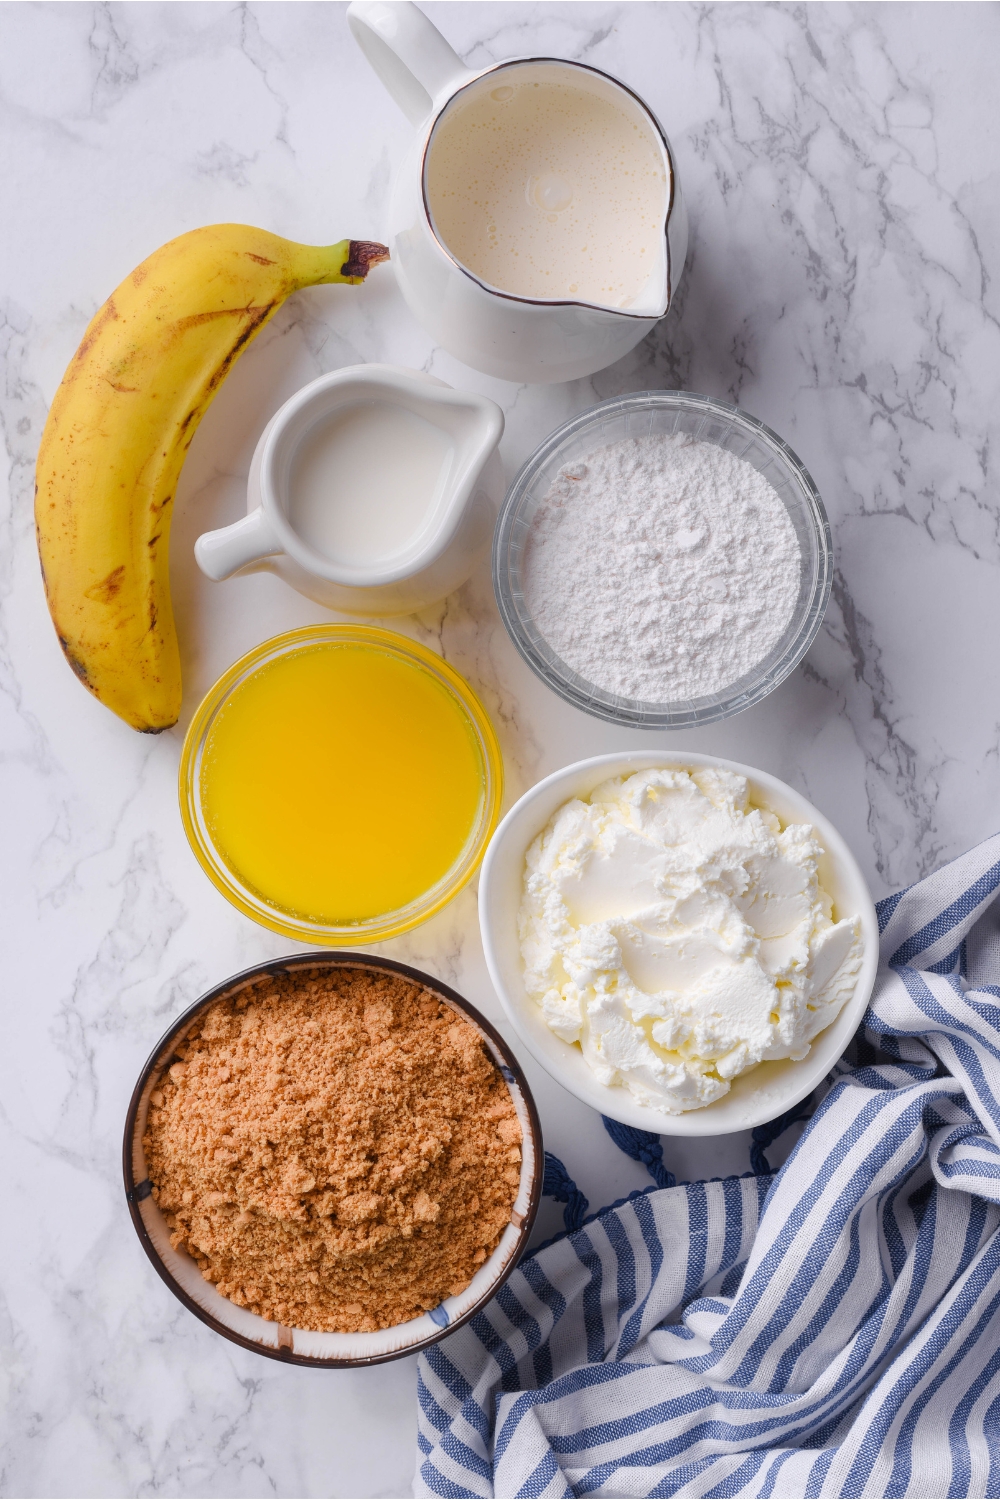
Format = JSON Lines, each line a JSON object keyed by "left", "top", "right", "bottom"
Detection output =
{"left": 3, "top": 2, "right": 1000, "bottom": 1494}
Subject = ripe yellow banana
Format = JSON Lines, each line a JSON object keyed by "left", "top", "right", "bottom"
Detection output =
{"left": 35, "top": 224, "right": 388, "bottom": 732}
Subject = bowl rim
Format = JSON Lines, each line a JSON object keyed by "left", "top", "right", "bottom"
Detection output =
{"left": 123, "top": 951, "right": 544, "bottom": 1367}
{"left": 479, "top": 751, "right": 880, "bottom": 1136}
{"left": 178, "top": 624, "right": 504, "bottom": 944}
{"left": 493, "top": 389, "right": 833, "bottom": 729}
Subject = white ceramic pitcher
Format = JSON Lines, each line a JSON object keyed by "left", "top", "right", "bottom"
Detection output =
{"left": 347, "top": 1, "right": 688, "bottom": 385}
{"left": 194, "top": 365, "right": 504, "bottom": 616}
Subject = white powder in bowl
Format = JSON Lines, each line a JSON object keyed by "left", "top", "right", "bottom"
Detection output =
{"left": 521, "top": 433, "right": 802, "bottom": 703}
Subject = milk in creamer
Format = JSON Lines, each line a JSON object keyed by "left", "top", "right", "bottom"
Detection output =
{"left": 287, "top": 403, "right": 454, "bottom": 567}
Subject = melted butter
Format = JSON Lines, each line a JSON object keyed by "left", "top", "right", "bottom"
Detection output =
{"left": 200, "top": 641, "right": 485, "bottom": 923}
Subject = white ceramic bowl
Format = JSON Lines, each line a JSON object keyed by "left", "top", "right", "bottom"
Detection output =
{"left": 124, "top": 953, "right": 542, "bottom": 1366}
{"left": 479, "top": 752, "right": 879, "bottom": 1137}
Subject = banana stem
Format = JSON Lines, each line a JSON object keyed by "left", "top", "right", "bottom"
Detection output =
{"left": 291, "top": 239, "right": 389, "bottom": 289}
{"left": 339, "top": 240, "right": 391, "bottom": 282}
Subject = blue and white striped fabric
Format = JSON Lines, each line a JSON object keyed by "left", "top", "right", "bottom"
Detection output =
{"left": 416, "top": 833, "right": 1000, "bottom": 1498}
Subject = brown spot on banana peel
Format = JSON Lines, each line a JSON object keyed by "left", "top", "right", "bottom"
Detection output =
{"left": 174, "top": 304, "right": 273, "bottom": 334}
{"left": 73, "top": 297, "right": 120, "bottom": 365}
{"left": 165, "top": 306, "right": 278, "bottom": 419}
{"left": 246, "top": 252, "right": 276, "bottom": 266}
{"left": 58, "top": 636, "right": 95, "bottom": 689}
{"left": 205, "top": 303, "right": 278, "bottom": 393}
{"left": 84, "top": 565, "right": 126, "bottom": 604}
{"left": 340, "top": 241, "right": 390, "bottom": 279}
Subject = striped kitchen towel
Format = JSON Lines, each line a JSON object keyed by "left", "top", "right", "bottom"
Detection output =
{"left": 416, "top": 831, "right": 1000, "bottom": 1498}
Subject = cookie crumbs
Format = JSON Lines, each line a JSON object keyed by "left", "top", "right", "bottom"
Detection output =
{"left": 143, "top": 967, "right": 522, "bottom": 1333}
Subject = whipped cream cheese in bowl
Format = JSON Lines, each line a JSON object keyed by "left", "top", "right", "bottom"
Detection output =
{"left": 479, "top": 753, "right": 879, "bottom": 1135}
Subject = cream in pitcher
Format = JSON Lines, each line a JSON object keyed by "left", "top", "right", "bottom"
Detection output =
{"left": 426, "top": 74, "right": 668, "bottom": 308}
{"left": 348, "top": 3, "right": 688, "bottom": 382}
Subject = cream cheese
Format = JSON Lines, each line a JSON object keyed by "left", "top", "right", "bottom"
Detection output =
{"left": 518, "top": 768, "right": 863, "bottom": 1112}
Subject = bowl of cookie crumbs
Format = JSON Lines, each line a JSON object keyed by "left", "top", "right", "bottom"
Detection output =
{"left": 123, "top": 954, "right": 542, "bottom": 1366}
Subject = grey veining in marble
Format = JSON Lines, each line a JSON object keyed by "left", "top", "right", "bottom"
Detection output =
{"left": 2, "top": 2, "right": 999, "bottom": 1495}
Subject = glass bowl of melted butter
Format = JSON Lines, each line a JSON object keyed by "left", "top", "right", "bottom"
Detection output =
{"left": 179, "top": 625, "right": 503, "bottom": 943}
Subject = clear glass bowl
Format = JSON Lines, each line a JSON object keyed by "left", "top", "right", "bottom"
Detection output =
{"left": 493, "top": 391, "right": 833, "bottom": 729}
{"left": 179, "top": 625, "right": 504, "bottom": 943}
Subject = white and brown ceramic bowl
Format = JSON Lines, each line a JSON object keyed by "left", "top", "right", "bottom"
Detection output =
{"left": 123, "top": 953, "right": 542, "bottom": 1367}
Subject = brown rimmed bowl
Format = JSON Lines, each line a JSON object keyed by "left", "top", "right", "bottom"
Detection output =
{"left": 123, "top": 952, "right": 543, "bottom": 1367}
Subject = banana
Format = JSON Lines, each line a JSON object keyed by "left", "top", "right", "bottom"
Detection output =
{"left": 34, "top": 224, "right": 388, "bottom": 732}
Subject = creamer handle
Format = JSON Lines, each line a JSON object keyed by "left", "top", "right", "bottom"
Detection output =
{"left": 347, "top": 1, "right": 474, "bottom": 126}
{"left": 195, "top": 509, "right": 281, "bottom": 582}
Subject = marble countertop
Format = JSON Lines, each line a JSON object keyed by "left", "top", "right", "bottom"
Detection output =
{"left": 3, "top": 2, "right": 999, "bottom": 1494}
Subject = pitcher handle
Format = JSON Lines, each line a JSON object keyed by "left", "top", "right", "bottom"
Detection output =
{"left": 195, "top": 508, "right": 281, "bottom": 582}
{"left": 347, "top": 1, "right": 475, "bottom": 126}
